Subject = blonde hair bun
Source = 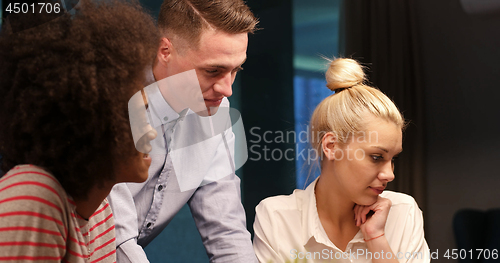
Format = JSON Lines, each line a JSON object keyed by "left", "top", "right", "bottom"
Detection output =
{"left": 325, "top": 58, "right": 365, "bottom": 92}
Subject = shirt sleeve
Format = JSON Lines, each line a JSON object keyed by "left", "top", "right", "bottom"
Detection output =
{"left": 116, "top": 239, "right": 150, "bottom": 263}
{"left": 108, "top": 183, "right": 151, "bottom": 263}
{"left": 0, "top": 172, "right": 67, "bottom": 261}
{"left": 253, "top": 200, "right": 286, "bottom": 263}
{"left": 400, "top": 197, "right": 430, "bottom": 263}
{"left": 188, "top": 127, "right": 257, "bottom": 263}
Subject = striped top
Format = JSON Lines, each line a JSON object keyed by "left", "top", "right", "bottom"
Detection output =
{"left": 0, "top": 165, "right": 116, "bottom": 262}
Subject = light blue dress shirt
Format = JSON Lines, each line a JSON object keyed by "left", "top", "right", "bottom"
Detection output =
{"left": 108, "top": 72, "right": 256, "bottom": 263}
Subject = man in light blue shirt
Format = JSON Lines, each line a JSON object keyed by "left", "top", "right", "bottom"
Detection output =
{"left": 107, "top": 0, "right": 259, "bottom": 262}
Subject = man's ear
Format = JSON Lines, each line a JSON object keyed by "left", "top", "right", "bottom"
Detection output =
{"left": 321, "top": 132, "right": 338, "bottom": 161}
{"left": 157, "top": 37, "right": 173, "bottom": 67}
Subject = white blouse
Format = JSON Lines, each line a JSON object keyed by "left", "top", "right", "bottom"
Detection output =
{"left": 253, "top": 178, "right": 430, "bottom": 263}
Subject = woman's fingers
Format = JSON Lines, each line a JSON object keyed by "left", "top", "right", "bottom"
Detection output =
{"left": 354, "top": 205, "right": 362, "bottom": 226}
{"left": 368, "top": 197, "right": 392, "bottom": 218}
{"left": 354, "top": 204, "right": 372, "bottom": 226}
{"left": 357, "top": 196, "right": 392, "bottom": 239}
{"left": 361, "top": 206, "right": 371, "bottom": 224}
{"left": 358, "top": 206, "right": 364, "bottom": 226}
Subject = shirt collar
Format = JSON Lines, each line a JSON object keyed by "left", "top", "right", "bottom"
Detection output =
{"left": 143, "top": 68, "right": 192, "bottom": 127}
{"left": 302, "top": 177, "right": 332, "bottom": 247}
{"left": 143, "top": 82, "right": 180, "bottom": 128}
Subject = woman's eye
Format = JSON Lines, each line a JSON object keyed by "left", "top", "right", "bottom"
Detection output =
{"left": 371, "top": 155, "right": 383, "bottom": 161}
{"left": 391, "top": 156, "right": 399, "bottom": 170}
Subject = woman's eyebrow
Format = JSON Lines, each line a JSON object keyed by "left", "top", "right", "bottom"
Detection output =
{"left": 371, "top": 146, "right": 403, "bottom": 154}
{"left": 371, "top": 146, "right": 388, "bottom": 153}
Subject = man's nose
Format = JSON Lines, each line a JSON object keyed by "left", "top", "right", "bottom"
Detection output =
{"left": 213, "top": 73, "right": 233, "bottom": 97}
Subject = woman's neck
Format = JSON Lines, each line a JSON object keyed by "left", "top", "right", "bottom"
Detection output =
{"left": 315, "top": 174, "right": 355, "bottom": 227}
{"left": 73, "top": 182, "right": 113, "bottom": 220}
{"left": 315, "top": 171, "right": 360, "bottom": 251}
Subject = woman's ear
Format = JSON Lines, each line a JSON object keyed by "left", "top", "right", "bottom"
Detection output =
{"left": 321, "top": 132, "right": 338, "bottom": 161}
{"left": 157, "top": 37, "right": 173, "bottom": 67}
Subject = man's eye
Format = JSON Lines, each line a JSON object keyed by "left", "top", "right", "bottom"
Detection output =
{"left": 205, "top": 69, "right": 218, "bottom": 74}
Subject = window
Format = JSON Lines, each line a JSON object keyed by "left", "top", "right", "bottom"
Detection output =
{"left": 293, "top": 0, "right": 342, "bottom": 188}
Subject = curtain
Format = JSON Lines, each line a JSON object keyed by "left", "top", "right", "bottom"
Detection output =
{"left": 341, "top": 0, "right": 427, "bottom": 214}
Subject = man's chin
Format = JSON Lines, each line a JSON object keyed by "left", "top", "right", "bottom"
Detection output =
{"left": 207, "top": 106, "right": 219, "bottom": 116}
{"left": 192, "top": 106, "right": 219, "bottom": 116}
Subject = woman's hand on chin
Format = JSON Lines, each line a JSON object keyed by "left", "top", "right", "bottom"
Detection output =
{"left": 354, "top": 196, "right": 392, "bottom": 240}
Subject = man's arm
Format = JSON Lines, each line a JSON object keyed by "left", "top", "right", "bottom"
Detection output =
{"left": 108, "top": 183, "right": 150, "bottom": 263}
{"left": 189, "top": 173, "right": 256, "bottom": 262}
{"left": 188, "top": 126, "right": 257, "bottom": 263}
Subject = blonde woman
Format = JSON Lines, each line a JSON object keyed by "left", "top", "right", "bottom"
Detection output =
{"left": 253, "top": 58, "right": 429, "bottom": 263}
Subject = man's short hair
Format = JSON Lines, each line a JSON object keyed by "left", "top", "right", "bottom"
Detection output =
{"left": 158, "top": 0, "right": 258, "bottom": 48}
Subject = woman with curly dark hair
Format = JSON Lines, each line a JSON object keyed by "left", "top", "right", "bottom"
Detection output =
{"left": 0, "top": 0, "right": 159, "bottom": 261}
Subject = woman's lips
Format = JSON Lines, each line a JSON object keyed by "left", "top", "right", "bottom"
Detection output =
{"left": 369, "top": 187, "right": 385, "bottom": 195}
{"left": 143, "top": 153, "right": 152, "bottom": 167}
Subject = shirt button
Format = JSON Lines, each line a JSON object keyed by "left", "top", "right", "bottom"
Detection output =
{"left": 163, "top": 116, "right": 169, "bottom": 121}
{"left": 158, "top": 185, "right": 163, "bottom": 191}
{"left": 146, "top": 222, "right": 152, "bottom": 228}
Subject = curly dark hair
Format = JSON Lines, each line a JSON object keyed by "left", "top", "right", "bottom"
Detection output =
{"left": 0, "top": 0, "right": 159, "bottom": 199}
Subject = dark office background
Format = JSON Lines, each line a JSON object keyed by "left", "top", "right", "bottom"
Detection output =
{"left": 1, "top": 0, "right": 500, "bottom": 262}
{"left": 140, "top": 0, "right": 500, "bottom": 262}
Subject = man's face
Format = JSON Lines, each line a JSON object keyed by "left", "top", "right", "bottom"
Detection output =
{"left": 158, "top": 29, "right": 248, "bottom": 115}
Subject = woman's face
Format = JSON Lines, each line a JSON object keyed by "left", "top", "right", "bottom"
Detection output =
{"left": 114, "top": 88, "right": 157, "bottom": 183}
{"left": 116, "top": 148, "right": 154, "bottom": 183}
{"left": 330, "top": 116, "right": 403, "bottom": 206}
